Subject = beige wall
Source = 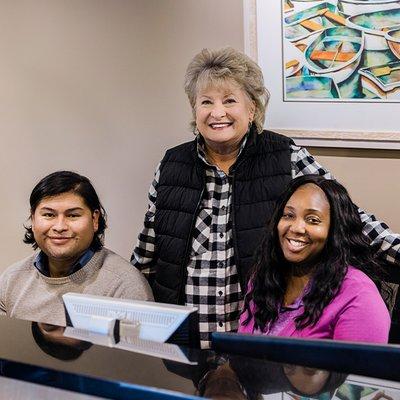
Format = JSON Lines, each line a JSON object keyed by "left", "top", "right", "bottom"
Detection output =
{"left": 1, "top": 0, "right": 399, "bottom": 270}
{"left": 308, "top": 147, "right": 400, "bottom": 233}
{"left": 0, "top": 0, "right": 245, "bottom": 268}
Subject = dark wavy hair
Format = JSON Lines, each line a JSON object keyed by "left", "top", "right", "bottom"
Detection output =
{"left": 24, "top": 171, "right": 107, "bottom": 251}
{"left": 242, "top": 175, "right": 391, "bottom": 332}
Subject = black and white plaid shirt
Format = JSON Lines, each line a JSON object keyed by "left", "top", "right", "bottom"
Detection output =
{"left": 131, "top": 140, "right": 400, "bottom": 348}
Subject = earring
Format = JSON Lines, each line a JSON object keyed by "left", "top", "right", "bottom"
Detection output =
{"left": 193, "top": 125, "right": 200, "bottom": 136}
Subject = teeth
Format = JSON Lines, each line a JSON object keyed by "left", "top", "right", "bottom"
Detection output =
{"left": 288, "top": 239, "right": 307, "bottom": 248}
{"left": 210, "top": 123, "right": 231, "bottom": 128}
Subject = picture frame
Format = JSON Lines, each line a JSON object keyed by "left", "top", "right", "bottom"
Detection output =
{"left": 243, "top": 0, "right": 400, "bottom": 149}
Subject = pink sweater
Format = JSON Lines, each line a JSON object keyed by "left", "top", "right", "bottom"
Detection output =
{"left": 238, "top": 267, "right": 390, "bottom": 344}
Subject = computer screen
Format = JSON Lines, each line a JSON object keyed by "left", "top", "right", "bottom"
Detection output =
{"left": 212, "top": 332, "right": 400, "bottom": 382}
{"left": 63, "top": 293, "right": 197, "bottom": 343}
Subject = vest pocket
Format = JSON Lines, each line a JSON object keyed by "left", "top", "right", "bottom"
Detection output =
{"left": 190, "top": 207, "right": 212, "bottom": 256}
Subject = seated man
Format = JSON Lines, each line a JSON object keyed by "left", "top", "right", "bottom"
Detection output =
{"left": 0, "top": 171, "right": 153, "bottom": 325}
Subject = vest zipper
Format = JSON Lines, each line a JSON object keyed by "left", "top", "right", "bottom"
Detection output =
{"left": 177, "top": 174, "right": 206, "bottom": 305}
{"left": 230, "top": 167, "right": 245, "bottom": 292}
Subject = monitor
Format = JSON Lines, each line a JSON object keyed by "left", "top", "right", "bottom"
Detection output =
{"left": 62, "top": 293, "right": 197, "bottom": 343}
{"left": 212, "top": 332, "right": 400, "bottom": 382}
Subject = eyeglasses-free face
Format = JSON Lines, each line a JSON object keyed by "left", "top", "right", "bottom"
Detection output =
{"left": 194, "top": 79, "right": 255, "bottom": 152}
{"left": 278, "top": 183, "right": 330, "bottom": 267}
{"left": 31, "top": 192, "right": 99, "bottom": 275}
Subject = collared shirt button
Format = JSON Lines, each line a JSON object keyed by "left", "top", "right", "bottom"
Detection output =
{"left": 218, "top": 321, "right": 224, "bottom": 327}
{"left": 218, "top": 290, "right": 223, "bottom": 296}
{"left": 219, "top": 232, "right": 224, "bottom": 238}
{"left": 221, "top": 205, "right": 226, "bottom": 211}
{"left": 218, "top": 261, "right": 224, "bottom": 267}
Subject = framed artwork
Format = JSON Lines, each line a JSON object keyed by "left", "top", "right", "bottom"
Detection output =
{"left": 243, "top": 0, "right": 400, "bottom": 148}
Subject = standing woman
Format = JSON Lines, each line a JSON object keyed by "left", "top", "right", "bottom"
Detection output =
{"left": 131, "top": 47, "right": 399, "bottom": 348}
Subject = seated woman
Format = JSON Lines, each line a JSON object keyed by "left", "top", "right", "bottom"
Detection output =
{"left": 239, "top": 175, "right": 391, "bottom": 343}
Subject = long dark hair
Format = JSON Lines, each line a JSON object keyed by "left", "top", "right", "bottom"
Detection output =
{"left": 242, "top": 175, "right": 391, "bottom": 332}
{"left": 24, "top": 171, "right": 107, "bottom": 251}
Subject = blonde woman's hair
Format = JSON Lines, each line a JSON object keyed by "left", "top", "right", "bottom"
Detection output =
{"left": 184, "top": 47, "right": 270, "bottom": 133}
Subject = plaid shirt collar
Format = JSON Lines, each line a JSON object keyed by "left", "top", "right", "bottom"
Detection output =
{"left": 34, "top": 248, "right": 95, "bottom": 277}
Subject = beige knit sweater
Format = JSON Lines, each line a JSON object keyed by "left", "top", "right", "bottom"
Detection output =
{"left": 0, "top": 248, "right": 153, "bottom": 326}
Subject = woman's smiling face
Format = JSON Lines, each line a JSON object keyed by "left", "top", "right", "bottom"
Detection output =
{"left": 194, "top": 79, "right": 255, "bottom": 151}
{"left": 278, "top": 183, "right": 331, "bottom": 266}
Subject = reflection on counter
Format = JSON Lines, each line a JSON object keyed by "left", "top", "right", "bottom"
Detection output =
{"left": 32, "top": 322, "right": 92, "bottom": 361}
{"left": 168, "top": 351, "right": 400, "bottom": 399}
{"left": 164, "top": 351, "right": 347, "bottom": 399}
{"left": 63, "top": 325, "right": 197, "bottom": 365}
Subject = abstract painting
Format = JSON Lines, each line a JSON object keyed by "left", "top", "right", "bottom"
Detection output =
{"left": 283, "top": 0, "right": 400, "bottom": 101}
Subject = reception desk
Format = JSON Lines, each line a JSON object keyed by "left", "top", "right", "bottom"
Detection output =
{"left": 0, "top": 315, "right": 399, "bottom": 399}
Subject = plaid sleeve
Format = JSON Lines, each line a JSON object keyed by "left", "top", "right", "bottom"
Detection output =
{"left": 291, "top": 144, "right": 333, "bottom": 179}
{"left": 130, "top": 163, "right": 160, "bottom": 281}
{"left": 359, "top": 208, "right": 400, "bottom": 265}
{"left": 291, "top": 144, "right": 400, "bottom": 266}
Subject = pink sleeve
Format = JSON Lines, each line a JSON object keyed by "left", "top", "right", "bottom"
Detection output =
{"left": 333, "top": 280, "right": 391, "bottom": 344}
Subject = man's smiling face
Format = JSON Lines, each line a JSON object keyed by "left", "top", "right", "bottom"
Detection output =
{"left": 32, "top": 191, "right": 99, "bottom": 272}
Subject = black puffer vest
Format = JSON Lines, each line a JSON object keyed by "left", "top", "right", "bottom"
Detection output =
{"left": 153, "top": 128, "right": 293, "bottom": 304}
